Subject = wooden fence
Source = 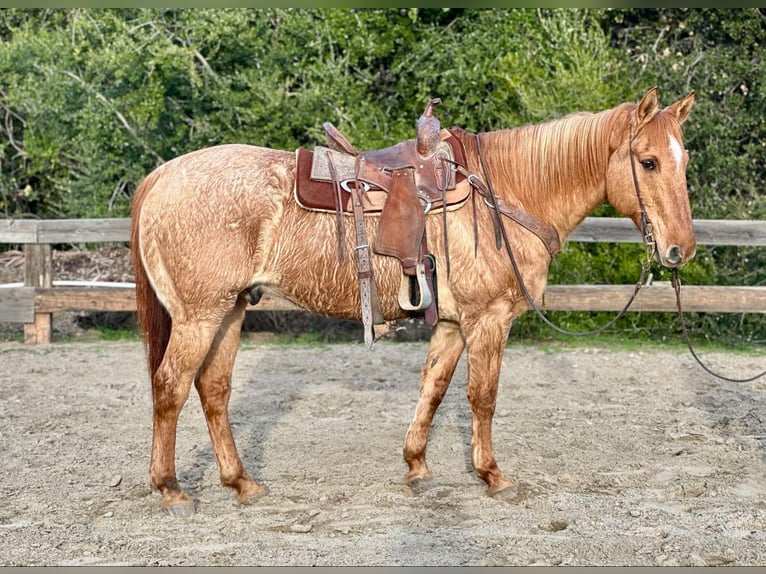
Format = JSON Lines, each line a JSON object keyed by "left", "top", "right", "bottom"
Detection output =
{"left": 1, "top": 217, "right": 765, "bottom": 344}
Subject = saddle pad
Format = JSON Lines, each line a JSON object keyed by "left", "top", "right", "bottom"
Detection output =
{"left": 294, "top": 129, "right": 469, "bottom": 214}
{"left": 295, "top": 147, "right": 388, "bottom": 213}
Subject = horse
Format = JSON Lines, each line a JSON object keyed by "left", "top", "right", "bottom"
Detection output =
{"left": 130, "top": 87, "right": 696, "bottom": 516}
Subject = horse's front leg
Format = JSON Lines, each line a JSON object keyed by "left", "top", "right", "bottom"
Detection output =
{"left": 463, "top": 305, "right": 516, "bottom": 498}
{"left": 403, "top": 320, "right": 465, "bottom": 485}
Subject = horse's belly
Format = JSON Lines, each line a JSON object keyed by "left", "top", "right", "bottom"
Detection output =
{"left": 260, "top": 249, "right": 409, "bottom": 322}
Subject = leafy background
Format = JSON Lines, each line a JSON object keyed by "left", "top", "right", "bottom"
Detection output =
{"left": 1, "top": 8, "right": 764, "bottom": 343}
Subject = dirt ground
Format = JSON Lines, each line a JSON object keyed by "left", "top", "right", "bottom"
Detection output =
{"left": 2, "top": 337, "right": 766, "bottom": 566}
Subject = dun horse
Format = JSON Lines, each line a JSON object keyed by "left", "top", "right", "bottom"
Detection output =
{"left": 130, "top": 87, "right": 696, "bottom": 516}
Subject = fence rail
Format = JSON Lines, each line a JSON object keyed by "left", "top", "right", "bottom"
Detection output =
{"left": 1, "top": 217, "right": 765, "bottom": 344}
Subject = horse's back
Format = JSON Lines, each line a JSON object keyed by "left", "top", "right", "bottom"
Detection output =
{"left": 145, "top": 143, "right": 293, "bottom": 199}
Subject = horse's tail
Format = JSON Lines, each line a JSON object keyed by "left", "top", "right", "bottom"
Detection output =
{"left": 130, "top": 168, "right": 171, "bottom": 381}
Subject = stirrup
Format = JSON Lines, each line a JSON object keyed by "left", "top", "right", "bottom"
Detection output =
{"left": 397, "top": 263, "right": 433, "bottom": 311}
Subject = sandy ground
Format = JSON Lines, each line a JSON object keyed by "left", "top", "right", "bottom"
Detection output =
{"left": 1, "top": 339, "right": 766, "bottom": 566}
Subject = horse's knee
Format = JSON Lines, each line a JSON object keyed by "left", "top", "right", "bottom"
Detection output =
{"left": 467, "top": 390, "right": 497, "bottom": 419}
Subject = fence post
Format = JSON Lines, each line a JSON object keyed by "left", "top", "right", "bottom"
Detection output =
{"left": 24, "top": 243, "right": 52, "bottom": 344}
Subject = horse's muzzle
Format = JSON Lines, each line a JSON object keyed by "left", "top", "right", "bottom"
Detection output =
{"left": 662, "top": 244, "right": 695, "bottom": 268}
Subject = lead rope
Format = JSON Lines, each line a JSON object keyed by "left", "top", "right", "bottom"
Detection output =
{"left": 671, "top": 269, "right": 766, "bottom": 383}
{"left": 474, "top": 132, "right": 652, "bottom": 337}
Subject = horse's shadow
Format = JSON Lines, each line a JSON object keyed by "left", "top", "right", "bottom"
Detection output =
{"left": 180, "top": 345, "right": 315, "bottom": 499}
{"left": 180, "top": 341, "right": 477, "bottom": 503}
{"left": 179, "top": 342, "right": 766, "bottom": 509}
{"left": 695, "top": 363, "right": 766, "bottom": 460}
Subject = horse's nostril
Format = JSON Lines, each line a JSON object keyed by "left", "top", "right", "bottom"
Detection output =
{"left": 665, "top": 245, "right": 683, "bottom": 266}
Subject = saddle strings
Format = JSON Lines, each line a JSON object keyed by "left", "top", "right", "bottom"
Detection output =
{"left": 440, "top": 155, "right": 451, "bottom": 278}
{"left": 325, "top": 151, "right": 347, "bottom": 262}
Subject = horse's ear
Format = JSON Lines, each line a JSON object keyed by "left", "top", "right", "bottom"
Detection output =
{"left": 666, "top": 90, "right": 695, "bottom": 124}
{"left": 634, "top": 86, "right": 659, "bottom": 131}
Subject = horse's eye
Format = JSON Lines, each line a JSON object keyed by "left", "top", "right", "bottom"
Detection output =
{"left": 641, "top": 159, "right": 657, "bottom": 171}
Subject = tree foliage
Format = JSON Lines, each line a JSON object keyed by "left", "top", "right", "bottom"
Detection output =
{"left": 0, "top": 8, "right": 763, "bottom": 342}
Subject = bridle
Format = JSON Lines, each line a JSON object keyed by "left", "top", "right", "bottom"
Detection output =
{"left": 627, "top": 125, "right": 658, "bottom": 265}
{"left": 473, "top": 128, "right": 766, "bottom": 381}
{"left": 629, "top": 125, "right": 764, "bottom": 382}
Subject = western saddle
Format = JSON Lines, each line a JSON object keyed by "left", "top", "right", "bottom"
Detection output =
{"left": 294, "top": 98, "right": 560, "bottom": 347}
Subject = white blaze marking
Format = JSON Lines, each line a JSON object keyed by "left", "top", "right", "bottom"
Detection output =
{"left": 669, "top": 134, "right": 683, "bottom": 173}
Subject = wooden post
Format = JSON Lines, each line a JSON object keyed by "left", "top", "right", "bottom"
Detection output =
{"left": 24, "top": 243, "right": 53, "bottom": 344}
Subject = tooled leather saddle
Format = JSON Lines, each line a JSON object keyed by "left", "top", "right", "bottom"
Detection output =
{"left": 295, "top": 98, "right": 466, "bottom": 346}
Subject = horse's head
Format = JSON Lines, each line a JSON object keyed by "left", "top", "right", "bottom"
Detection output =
{"left": 606, "top": 87, "right": 696, "bottom": 268}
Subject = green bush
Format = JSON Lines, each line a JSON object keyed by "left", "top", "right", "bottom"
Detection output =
{"left": 0, "top": 8, "right": 763, "bottom": 344}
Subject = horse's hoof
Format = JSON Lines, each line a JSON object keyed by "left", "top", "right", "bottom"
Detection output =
{"left": 163, "top": 501, "right": 196, "bottom": 518}
{"left": 403, "top": 474, "right": 433, "bottom": 496}
{"left": 488, "top": 481, "right": 526, "bottom": 504}
{"left": 159, "top": 489, "right": 196, "bottom": 517}
{"left": 404, "top": 468, "right": 432, "bottom": 483}
{"left": 237, "top": 482, "right": 268, "bottom": 505}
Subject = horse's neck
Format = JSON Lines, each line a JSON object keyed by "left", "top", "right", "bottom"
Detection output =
{"left": 476, "top": 105, "right": 632, "bottom": 240}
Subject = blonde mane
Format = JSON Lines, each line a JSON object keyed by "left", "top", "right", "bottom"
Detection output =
{"left": 468, "top": 103, "right": 634, "bottom": 231}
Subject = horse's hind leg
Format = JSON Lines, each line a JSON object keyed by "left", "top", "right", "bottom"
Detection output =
{"left": 150, "top": 318, "right": 221, "bottom": 517}
{"left": 403, "top": 320, "right": 465, "bottom": 486}
{"left": 195, "top": 296, "right": 266, "bottom": 504}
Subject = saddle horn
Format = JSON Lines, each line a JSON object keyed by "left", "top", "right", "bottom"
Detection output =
{"left": 417, "top": 98, "right": 442, "bottom": 157}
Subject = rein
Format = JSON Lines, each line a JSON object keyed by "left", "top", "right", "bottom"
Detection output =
{"left": 671, "top": 269, "right": 766, "bottom": 383}
{"left": 469, "top": 130, "right": 653, "bottom": 337}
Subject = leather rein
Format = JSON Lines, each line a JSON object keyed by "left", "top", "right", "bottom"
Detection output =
{"left": 671, "top": 270, "right": 766, "bottom": 383}
{"left": 470, "top": 128, "right": 766, "bottom": 382}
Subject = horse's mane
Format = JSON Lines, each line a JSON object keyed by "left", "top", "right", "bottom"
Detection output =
{"left": 455, "top": 103, "right": 633, "bottom": 213}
